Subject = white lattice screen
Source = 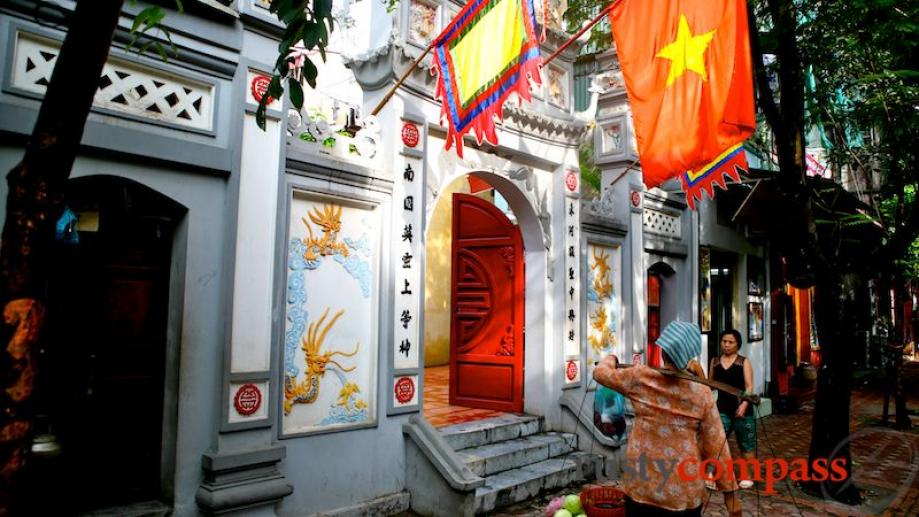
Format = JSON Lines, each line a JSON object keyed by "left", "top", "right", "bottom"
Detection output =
{"left": 11, "top": 31, "right": 214, "bottom": 131}
{"left": 643, "top": 208, "right": 682, "bottom": 239}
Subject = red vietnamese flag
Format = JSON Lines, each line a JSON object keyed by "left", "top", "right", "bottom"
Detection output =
{"left": 610, "top": 0, "right": 755, "bottom": 188}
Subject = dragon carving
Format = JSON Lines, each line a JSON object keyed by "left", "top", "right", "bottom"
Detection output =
{"left": 284, "top": 307, "right": 360, "bottom": 414}
{"left": 591, "top": 248, "right": 614, "bottom": 299}
{"left": 588, "top": 248, "right": 617, "bottom": 353}
{"left": 302, "top": 204, "right": 350, "bottom": 262}
{"left": 588, "top": 305, "right": 617, "bottom": 353}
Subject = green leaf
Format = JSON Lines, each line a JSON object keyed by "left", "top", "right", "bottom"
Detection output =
{"left": 318, "top": 22, "right": 328, "bottom": 47}
{"left": 280, "top": 1, "right": 304, "bottom": 25}
{"left": 302, "top": 23, "right": 320, "bottom": 49}
{"left": 131, "top": 7, "right": 158, "bottom": 33}
{"left": 302, "top": 58, "right": 318, "bottom": 89}
{"left": 256, "top": 101, "right": 267, "bottom": 130}
{"left": 146, "top": 7, "right": 166, "bottom": 28}
{"left": 315, "top": 0, "right": 333, "bottom": 18}
{"left": 267, "top": 75, "right": 284, "bottom": 100}
{"left": 288, "top": 78, "right": 304, "bottom": 109}
{"left": 174, "top": 0, "right": 184, "bottom": 13}
{"left": 154, "top": 41, "right": 169, "bottom": 62}
{"left": 271, "top": 0, "right": 293, "bottom": 16}
{"left": 162, "top": 28, "right": 178, "bottom": 58}
{"left": 282, "top": 19, "right": 306, "bottom": 50}
{"left": 139, "top": 39, "right": 155, "bottom": 56}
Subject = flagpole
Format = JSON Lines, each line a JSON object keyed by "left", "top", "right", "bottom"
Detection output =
{"left": 370, "top": 44, "right": 434, "bottom": 117}
{"left": 542, "top": 1, "right": 618, "bottom": 68}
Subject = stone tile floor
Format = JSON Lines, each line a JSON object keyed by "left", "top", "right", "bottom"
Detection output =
{"left": 424, "top": 365, "right": 507, "bottom": 428}
{"left": 492, "top": 360, "right": 919, "bottom": 516}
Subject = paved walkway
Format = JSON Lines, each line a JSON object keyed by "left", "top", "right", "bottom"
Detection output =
{"left": 423, "top": 365, "right": 506, "bottom": 427}
{"left": 493, "top": 361, "right": 919, "bottom": 516}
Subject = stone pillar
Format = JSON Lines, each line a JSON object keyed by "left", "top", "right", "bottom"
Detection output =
{"left": 196, "top": 17, "right": 292, "bottom": 513}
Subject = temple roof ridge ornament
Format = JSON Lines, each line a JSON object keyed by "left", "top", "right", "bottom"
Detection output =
{"left": 342, "top": 36, "right": 398, "bottom": 91}
{"left": 585, "top": 185, "right": 617, "bottom": 221}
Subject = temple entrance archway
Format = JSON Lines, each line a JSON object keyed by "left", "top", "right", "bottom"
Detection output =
{"left": 422, "top": 171, "right": 547, "bottom": 426}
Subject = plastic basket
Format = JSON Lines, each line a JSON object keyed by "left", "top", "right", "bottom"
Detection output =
{"left": 580, "top": 484, "right": 625, "bottom": 517}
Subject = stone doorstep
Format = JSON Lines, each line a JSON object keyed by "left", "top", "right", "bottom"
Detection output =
{"left": 439, "top": 415, "right": 544, "bottom": 450}
{"left": 457, "top": 432, "right": 578, "bottom": 477}
{"left": 75, "top": 500, "right": 170, "bottom": 517}
{"left": 473, "top": 452, "right": 602, "bottom": 514}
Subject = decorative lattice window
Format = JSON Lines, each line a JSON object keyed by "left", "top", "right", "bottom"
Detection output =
{"left": 643, "top": 208, "right": 681, "bottom": 239}
{"left": 11, "top": 31, "right": 214, "bottom": 131}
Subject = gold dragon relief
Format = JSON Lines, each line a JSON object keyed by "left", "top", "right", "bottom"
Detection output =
{"left": 591, "top": 248, "right": 614, "bottom": 300}
{"left": 588, "top": 305, "right": 618, "bottom": 354}
{"left": 284, "top": 307, "right": 361, "bottom": 415}
{"left": 302, "top": 204, "right": 350, "bottom": 262}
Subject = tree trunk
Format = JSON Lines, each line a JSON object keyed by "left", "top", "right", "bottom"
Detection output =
{"left": 803, "top": 270, "right": 863, "bottom": 504}
{"left": 892, "top": 276, "right": 913, "bottom": 430}
{"left": 0, "top": 0, "right": 123, "bottom": 512}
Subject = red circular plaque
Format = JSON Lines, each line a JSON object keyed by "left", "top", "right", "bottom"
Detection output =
{"left": 401, "top": 123, "right": 420, "bottom": 148}
{"left": 250, "top": 74, "right": 273, "bottom": 104}
{"left": 233, "top": 383, "right": 262, "bottom": 416}
{"left": 630, "top": 190, "right": 642, "bottom": 208}
{"left": 565, "top": 170, "right": 579, "bottom": 193}
{"left": 565, "top": 360, "right": 579, "bottom": 381}
{"left": 394, "top": 376, "right": 415, "bottom": 404}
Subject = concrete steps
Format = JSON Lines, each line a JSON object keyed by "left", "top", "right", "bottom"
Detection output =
{"left": 438, "top": 415, "right": 601, "bottom": 514}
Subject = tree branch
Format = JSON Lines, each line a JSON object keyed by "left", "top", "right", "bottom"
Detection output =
{"left": 747, "top": 1, "right": 782, "bottom": 142}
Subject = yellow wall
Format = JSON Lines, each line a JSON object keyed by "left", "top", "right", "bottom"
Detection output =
{"left": 423, "top": 178, "right": 497, "bottom": 366}
{"left": 424, "top": 180, "right": 466, "bottom": 366}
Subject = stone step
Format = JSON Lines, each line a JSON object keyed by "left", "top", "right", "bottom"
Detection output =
{"left": 473, "top": 452, "right": 602, "bottom": 514}
{"left": 457, "top": 432, "right": 578, "bottom": 477}
{"left": 438, "top": 414, "right": 544, "bottom": 451}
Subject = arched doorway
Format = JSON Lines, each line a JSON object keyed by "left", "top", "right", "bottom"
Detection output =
{"left": 423, "top": 171, "right": 545, "bottom": 426}
{"left": 30, "top": 176, "right": 185, "bottom": 512}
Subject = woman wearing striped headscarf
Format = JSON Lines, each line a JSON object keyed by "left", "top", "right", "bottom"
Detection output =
{"left": 593, "top": 321, "right": 743, "bottom": 517}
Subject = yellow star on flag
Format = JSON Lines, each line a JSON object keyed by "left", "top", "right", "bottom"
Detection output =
{"left": 656, "top": 15, "right": 716, "bottom": 87}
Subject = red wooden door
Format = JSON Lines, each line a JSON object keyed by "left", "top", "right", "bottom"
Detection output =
{"left": 647, "top": 274, "right": 662, "bottom": 367}
{"left": 450, "top": 193, "right": 524, "bottom": 412}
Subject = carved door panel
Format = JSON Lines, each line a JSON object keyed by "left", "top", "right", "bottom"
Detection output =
{"left": 450, "top": 193, "right": 524, "bottom": 412}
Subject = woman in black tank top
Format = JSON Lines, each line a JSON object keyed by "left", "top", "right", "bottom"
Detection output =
{"left": 709, "top": 329, "right": 757, "bottom": 489}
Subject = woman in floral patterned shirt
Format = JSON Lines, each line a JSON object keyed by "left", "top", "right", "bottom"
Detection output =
{"left": 593, "top": 321, "right": 742, "bottom": 516}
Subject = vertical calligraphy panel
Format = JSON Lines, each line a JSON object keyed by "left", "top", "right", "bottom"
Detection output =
{"left": 390, "top": 117, "right": 425, "bottom": 413}
{"left": 563, "top": 169, "right": 581, "bottom": 387}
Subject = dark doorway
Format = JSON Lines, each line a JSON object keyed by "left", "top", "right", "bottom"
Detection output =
{"left": 707, "top": 251, "right": 736, "bottom": 361}
{"left": 32, "top": 177, "right": 183, "bottom": 512}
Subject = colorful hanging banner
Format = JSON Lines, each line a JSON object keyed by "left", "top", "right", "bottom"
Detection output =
{"left": 679, "top": 143, "right": 748, "bottom": 210}
{"left": 431, "top": 0, "right": 543, "bottom": 157}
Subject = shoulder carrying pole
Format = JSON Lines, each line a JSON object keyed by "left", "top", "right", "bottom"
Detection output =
{"left": 614, "top": 363, "right": 761, "bottom": 405}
